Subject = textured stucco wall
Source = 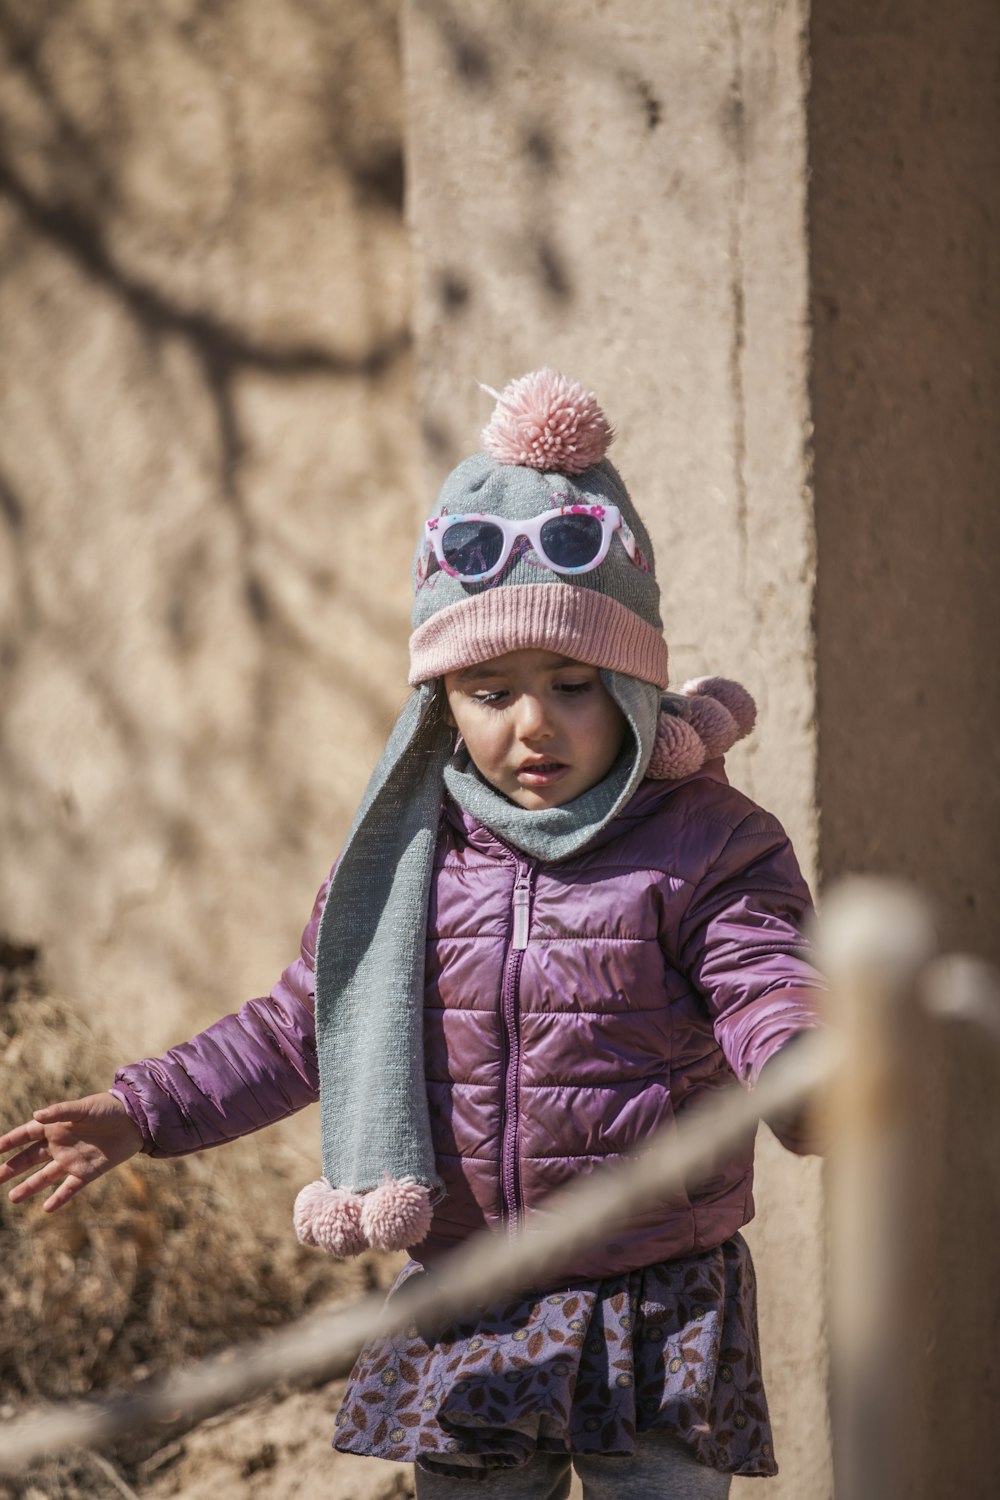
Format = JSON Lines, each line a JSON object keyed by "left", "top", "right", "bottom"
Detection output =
{"left": 810, "top": 2, "right": 1000, "bottom": 1493}
{"left": 402, "top": 2, "right": 828, "bottom": 1495}
{"left": 0, "top": 0, "right": 416, "bottom": 1066}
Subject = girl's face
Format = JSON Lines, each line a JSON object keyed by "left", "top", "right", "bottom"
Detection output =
{"left": 443, "top": 649, "right": 627, "bottom": 810}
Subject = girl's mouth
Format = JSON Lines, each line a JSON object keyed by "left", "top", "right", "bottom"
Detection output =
{"left": 517, "top": 760, "right": 568, "bottom": 785}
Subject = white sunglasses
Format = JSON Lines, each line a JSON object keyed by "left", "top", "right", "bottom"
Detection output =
{"left": 421, "top": 502, "right": 647, "bottom": 583}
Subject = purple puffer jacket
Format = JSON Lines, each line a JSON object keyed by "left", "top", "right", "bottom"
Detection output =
{"left": 112, "top": 765, "right": 824, "bottom": 1279}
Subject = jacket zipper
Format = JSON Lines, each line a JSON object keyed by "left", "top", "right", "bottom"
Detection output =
{"left": 499, "top": 861, "right": 533, "bottom": 1231}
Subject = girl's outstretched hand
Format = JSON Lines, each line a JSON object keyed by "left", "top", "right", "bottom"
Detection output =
{"left": 0, "top": 1092, "right": 144, "bottom": 1213}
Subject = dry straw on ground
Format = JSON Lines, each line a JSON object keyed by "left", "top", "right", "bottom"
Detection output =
{"left": 0, "top": 942, "right": 395, "bottom": 1497}
{"left": 0, "top": 943, "right": 341, "bottom": 1402}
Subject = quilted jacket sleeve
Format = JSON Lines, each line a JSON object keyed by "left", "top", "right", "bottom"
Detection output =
{"left": 673, "top": 806, "right": 826, "bottom": 1152}
{"left": 109, "top": 873, "right": 331, "bottom": 1158}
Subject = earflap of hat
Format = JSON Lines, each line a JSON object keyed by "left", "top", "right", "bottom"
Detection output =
{"left": 647, "top": 679, "right": 758, "bottom": 780}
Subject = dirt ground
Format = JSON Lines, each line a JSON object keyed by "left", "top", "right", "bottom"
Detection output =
{"left": 135, "top": 1385, "right": 415, "bottom": 1500}
{"left": 1, "top": 1389, "right": 414, "bottom": 1500}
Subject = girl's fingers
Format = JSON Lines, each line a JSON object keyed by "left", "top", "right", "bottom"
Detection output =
{"left": 0, "top": 1138, "right": 52, "bottom": 1186}
{"left": 0, "top": 1120, "right": 45, "bottom": 1155}
{"left": 8, "top": 1158, "right": 65, "bottom": 1204}
{"left": 42, "top": 1173, "right": 87, "bottom": 1214}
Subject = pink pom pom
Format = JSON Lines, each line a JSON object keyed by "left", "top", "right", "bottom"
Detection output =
{"left": 684, "top": 693, "right": 739, "bottom": 760}
{"left": 481, "top": 368, "right": 613, "bottom": 475}
{"left": 293, "top": 1179, "right": 367, "bottom": 1258}
{"left": 683, "top": 677, "right": 757, "bottom": 741}
{"left": 360, "top": 1175, "right": 435, "bottom": 1252}
{"left": 647, "top": 712, "right": 706, "bottom": 780}
{"left": 292, "top": 1179, "right": 327, "bottom": 1247}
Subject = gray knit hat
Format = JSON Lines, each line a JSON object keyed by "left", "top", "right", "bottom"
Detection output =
{"left": 409, "top": 370, "right": 667, "bottom": 687}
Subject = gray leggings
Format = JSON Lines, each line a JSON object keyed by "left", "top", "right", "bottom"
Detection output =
{"left": 414, "top": 1430, "right": 733, "bottom": 1499}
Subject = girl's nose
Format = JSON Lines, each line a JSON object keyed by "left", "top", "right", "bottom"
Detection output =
{"left": 517, "top": 693, "right": 553, "bottom": 740}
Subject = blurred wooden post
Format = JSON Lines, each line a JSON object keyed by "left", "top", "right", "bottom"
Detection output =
{"left": 820, "top": 879, "right": 936, "bottom": 1500}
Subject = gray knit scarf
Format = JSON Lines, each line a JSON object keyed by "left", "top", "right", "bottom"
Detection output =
{"left": 313, "top": 671, "right": 660, "bottom": 1195}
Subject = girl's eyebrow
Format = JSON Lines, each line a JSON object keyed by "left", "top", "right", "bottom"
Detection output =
{"left": 455, "top": 665, "right": 505, "bottom": 683}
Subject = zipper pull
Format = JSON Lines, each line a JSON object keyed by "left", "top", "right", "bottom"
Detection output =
{"left": 512, "top": 869, "right": 531, "bottom": 950}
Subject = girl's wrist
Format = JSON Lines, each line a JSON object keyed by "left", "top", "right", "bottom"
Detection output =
{"left": 107, "top": 1083, "right": 154, "bottom": 1153}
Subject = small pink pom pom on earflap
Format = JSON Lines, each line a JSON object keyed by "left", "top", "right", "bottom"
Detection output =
{"left": 293, "top": 1179, "right": 367, "bottom": 1259}
{"left": 683, "top": 693, "right": 739, "bottom": 760}
{"left": 481, "top": 368, "right": 613, "bottom": 475}
{"left": 648, "top": 712, "right": 706, "bottom": 780}
{"left": 360, "top": 1175, "right": 435, "bottom": 1252}
{"left": 682, "top": 677, "right": 757, "bottom": 741}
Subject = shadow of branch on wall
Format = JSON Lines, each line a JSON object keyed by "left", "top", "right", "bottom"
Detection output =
{"left": 0, "top": 1, "right": 417, "bottom": 996}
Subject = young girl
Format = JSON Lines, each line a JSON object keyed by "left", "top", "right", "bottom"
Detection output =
{"left": 0, "top": 370, "right": 824, "bottom": 1498}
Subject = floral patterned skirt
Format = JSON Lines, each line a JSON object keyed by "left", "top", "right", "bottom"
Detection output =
{"left": 333, "top": 1234, "right": 776, "bottom": 1479}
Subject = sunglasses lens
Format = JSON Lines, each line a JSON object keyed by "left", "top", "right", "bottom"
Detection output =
{"left": 539, "top": 513, "right": 604, "bottom": 570}
{"left": 441, "top": 520, "right": 505, "bottom": 578}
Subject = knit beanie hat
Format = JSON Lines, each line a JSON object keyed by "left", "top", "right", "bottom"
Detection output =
{"left": 408, "top": 371, "right": 668, "bottom": 689}
{"left": 294, "top": 370, "right": 755, "bottom": 1258}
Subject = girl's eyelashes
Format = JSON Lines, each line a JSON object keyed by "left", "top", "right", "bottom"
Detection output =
{"left": 470, "top": 679, "right": 595, "bottom": 705}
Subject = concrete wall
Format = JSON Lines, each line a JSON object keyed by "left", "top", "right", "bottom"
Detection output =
{"left": 810, "top": 1, "right": 1000, "bottom": 1492}
{"left": 402, "top": 2, "right": 828, "bottom": 1494}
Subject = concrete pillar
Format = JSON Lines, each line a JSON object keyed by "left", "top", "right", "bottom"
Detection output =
{"left": 402, "top": 2, "right": 828, "bottom": 1494}
{"left": 810, "top": 2, "right": 1000, "bottom": 1493}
